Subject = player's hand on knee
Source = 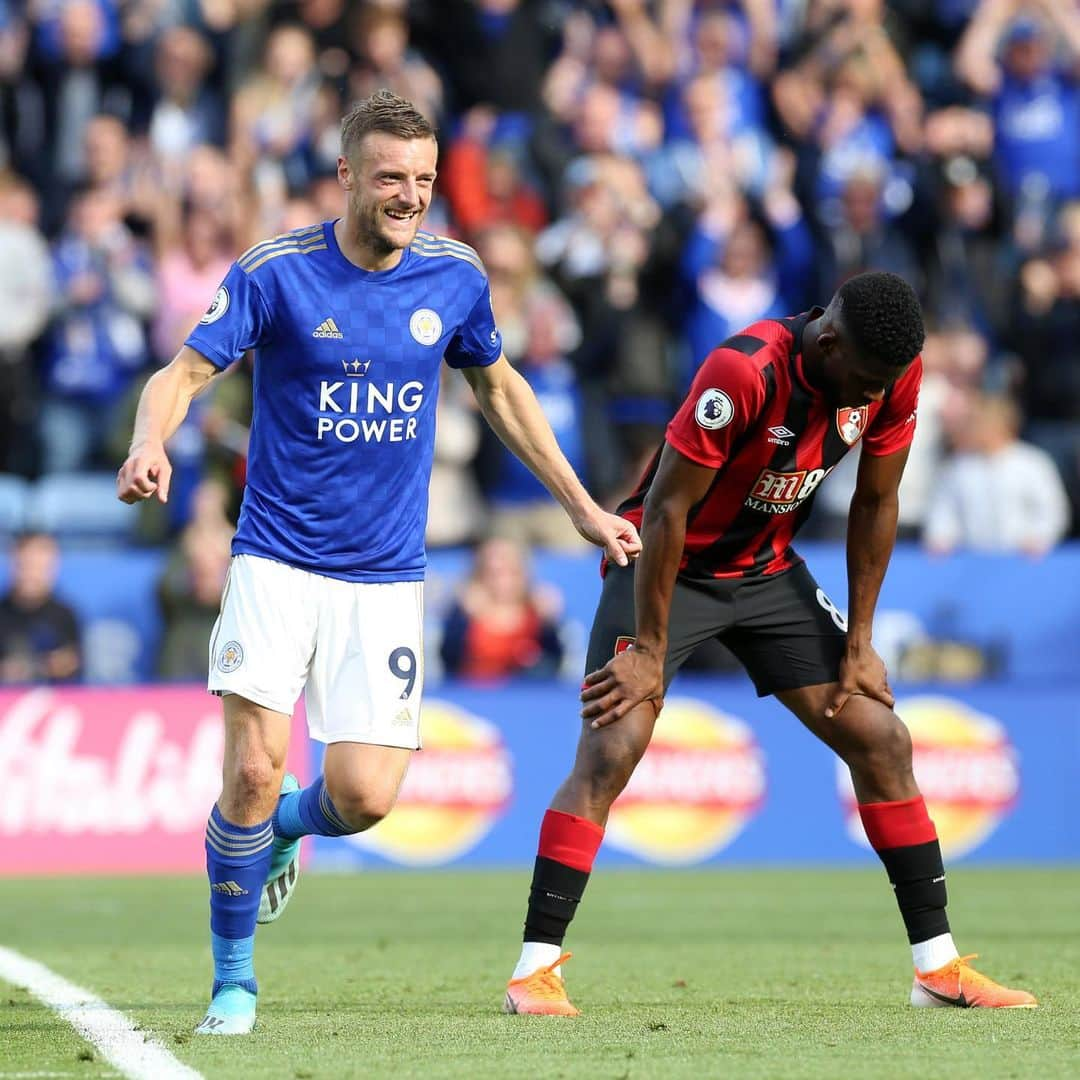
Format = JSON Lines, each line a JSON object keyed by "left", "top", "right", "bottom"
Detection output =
{"left": 573, "top": 509, "right": 642, "bottom": 567}
{"left": 825, "top": 644, "right": 894, "bottom": 718}
{"left": 117, "top": 441, "right": 172, "bottom": 505}
{"left": 581, "top": 649, "right": 663, "bottom": 728}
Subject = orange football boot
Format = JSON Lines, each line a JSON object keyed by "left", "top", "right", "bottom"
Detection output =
{"left": 504, "top": 953, "right": 580, "bottom": 1016}
{"left": 911, "top": 954, "right": 1037, "bottom": 1008}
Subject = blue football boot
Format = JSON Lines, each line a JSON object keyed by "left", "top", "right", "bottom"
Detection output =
{"left": 194, "top": 985, "right": 257, "bottom": 1035}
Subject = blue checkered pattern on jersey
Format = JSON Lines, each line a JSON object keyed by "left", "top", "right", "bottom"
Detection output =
{"left": 185, "top": 222, "right": 503, "bottom": 581}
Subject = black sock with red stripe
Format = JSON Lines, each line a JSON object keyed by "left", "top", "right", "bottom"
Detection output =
{"left": 523, "top": 810, "right": 604, "bottom": 945}
{"left": 859, "top": 796, "right": 950, "bottom": 944}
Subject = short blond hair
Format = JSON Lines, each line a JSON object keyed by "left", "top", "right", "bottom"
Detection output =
{"left": 341, "top": 89, "right": 436, "bottom": 159}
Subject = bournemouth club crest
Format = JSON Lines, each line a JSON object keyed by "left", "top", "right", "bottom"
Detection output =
{"left": 836, "top": 405, "right": 869, "bottom": 446}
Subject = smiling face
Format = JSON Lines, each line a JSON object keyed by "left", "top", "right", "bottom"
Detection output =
{"left": 339, "top": 132, "right": 437, "bottom": 257}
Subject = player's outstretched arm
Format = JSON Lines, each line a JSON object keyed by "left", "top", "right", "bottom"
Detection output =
{"left": 462, "top": 356, "right": 641, "bottom": 565}
{"left": 581, "top": 445, "right": 716, "bottom": 728}
{"left": 827, "top": 445, "right": 910, "bottom": 719}
{"left": 116, "top": 345, "right": 219, "bottom": 505}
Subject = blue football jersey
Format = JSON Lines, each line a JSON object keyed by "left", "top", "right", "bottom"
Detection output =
{"left": 185, "top": 222, "right": 502, "bottom": 581}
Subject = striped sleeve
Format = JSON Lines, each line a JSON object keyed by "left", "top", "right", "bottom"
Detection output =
{"left": 863, "top": 357, "right": 922, "bottom": 457}
{"left": 665, "top": 340, "right": 768, "bottom": 469}
{"left": 185, "top": 262, "right": 272, "bottom": 370}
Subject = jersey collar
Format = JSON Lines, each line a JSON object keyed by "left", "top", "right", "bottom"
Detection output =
{"left": 325, "top": 219, "right": 414, "bottom": 279}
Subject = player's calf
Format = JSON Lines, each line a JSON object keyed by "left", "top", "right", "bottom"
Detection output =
{"left": 507, "top": 812, "right": 601, "bottom": 1015}
{"left": 507, "top": 706, "right": 655, "bottom": 1014}
{"left": 780, "top": 688, "right": 968, "bottom": 995}
{"left": 320, "top": 742, "right": 412, "bottom": 833}
{"left": 779, "top": 686, "right": 918, "bottom": 804}
{"left": 259, "top": 773, "right": 304, "bottom": 925}
{"left": 202, "top": 805, "right": 273, "bottom": 1032}
{"left": 556, "top": 706, "right": 655, "bottom": 820}
{"left": 843, "top": 711, "right": 917, "bottom": 804}
{"left": 841, "top": 708, "right": 957, "bottom": 991}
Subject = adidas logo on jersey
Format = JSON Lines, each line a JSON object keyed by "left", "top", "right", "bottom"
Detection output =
{"left": 313, "top": 317, "right": 344, "bottom": 339}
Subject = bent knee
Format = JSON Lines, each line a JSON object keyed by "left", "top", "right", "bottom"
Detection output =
{"left": 326, "top": 785, "right": 398, "bottom": 833}
{"left": 575, "top": 740, "right": 646, "bottom": 805}
{"left": 227, "top": 754, "right": 279, "bottom": 802}
{"left": 866, "top": 712, "right": 913, "bottom": 772}
{"left": 842, "top": 708, "right": 915, "bottom": 794}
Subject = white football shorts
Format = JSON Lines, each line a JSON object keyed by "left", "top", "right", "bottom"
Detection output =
{"left": 207, "top": 554, "right": 424, "bottom": 748}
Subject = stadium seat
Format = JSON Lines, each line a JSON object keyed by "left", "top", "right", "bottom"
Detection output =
{"left": 27, "top": 472, "right": 136, "bottom": 540}
{"left": 0, "top": 473, "right": 29, "bottom": 534}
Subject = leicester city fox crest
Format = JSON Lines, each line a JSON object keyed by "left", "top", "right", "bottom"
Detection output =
{"left": 409, "top": 308, "right": 442, "bottom": 346}
{"left": 217, "top": 640, "right": 244, "bottom": 673}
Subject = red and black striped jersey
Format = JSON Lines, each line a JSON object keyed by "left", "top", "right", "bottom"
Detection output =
{"left": 617, "top": 309, "right": 922, "bottom": 579}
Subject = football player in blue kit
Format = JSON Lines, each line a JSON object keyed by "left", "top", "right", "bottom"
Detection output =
{"left": 116, "top": 90, "right": 641, "bottom": 1035}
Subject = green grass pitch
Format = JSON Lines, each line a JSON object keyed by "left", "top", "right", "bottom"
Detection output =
{"left": 2, "top": 868, "right": 1079, "bottom": 1079}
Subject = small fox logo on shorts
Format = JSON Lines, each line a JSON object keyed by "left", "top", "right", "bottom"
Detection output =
{"left": 217, "top": 641, "right": 244, "bottom": 673}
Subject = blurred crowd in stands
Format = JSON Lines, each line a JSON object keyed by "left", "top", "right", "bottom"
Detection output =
{"left": 1, "top": 0, "right": 1078, "bottom": 684}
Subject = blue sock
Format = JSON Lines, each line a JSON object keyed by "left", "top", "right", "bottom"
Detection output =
{"left": 205, "top": 805, "right": 273, "bottom": 997}
{"left": 272, "top": 775, "right": 353, "bottom": 840}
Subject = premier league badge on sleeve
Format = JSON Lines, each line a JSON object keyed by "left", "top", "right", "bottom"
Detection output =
{"left": 200, "top": 286, "right": 230, "bottom": 325}
{"left": 695, "top": 388, "right": 735, "bottom": 430}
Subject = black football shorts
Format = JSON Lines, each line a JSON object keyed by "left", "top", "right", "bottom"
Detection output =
{"left": 585, "top": 561, "right": 847, "bottom": 697}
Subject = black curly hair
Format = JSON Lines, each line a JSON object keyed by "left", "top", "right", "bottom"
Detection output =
{"left": 834, "top": 271, "right": 925, "bottom": 369}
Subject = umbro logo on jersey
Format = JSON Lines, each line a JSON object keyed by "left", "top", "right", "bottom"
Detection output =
{"left": 767, "top": 425, "right": 795, "bottom": 446}
{"left": 313, "top": 317, "right": 344, "bottom": 339}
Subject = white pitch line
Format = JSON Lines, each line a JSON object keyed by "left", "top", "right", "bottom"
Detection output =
{"left": 0, "top": 947, "right": 203, "bottom": 1080}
